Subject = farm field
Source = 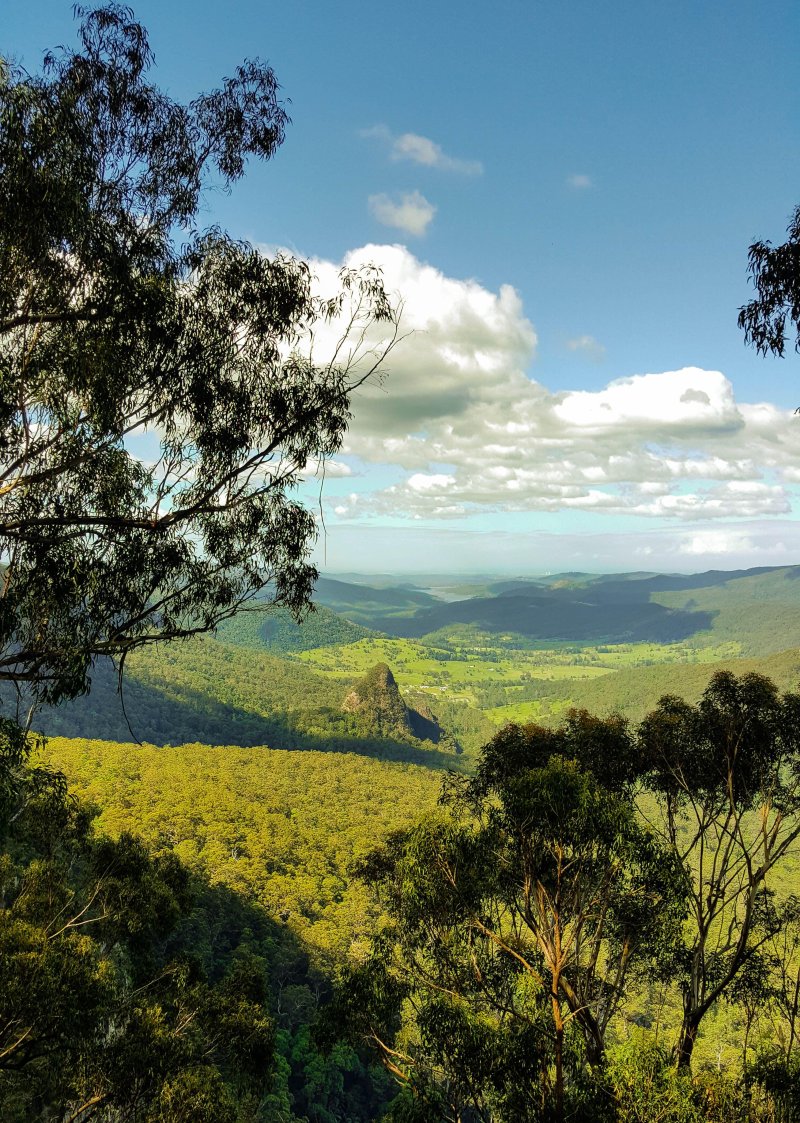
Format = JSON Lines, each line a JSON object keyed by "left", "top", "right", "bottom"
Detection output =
{"left": 294, "top": 636, "right": 612, "bottom": 687}
{"left": 292, "top": 635, "right": 743, "bottom": 707}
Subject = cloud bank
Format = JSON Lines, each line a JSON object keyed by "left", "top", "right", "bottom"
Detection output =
{"left": 304, "top": 245, "right": 800, "bottom": 525}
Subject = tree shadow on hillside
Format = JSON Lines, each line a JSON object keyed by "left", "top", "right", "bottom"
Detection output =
{"left": 163, "top": 871, "right": 392, "bottom": 1121}
{"left": 390, "top": 595, "right": 715, "bottom": 644}
{"left": 9, "top": 661, "right": 459, "bottom": 770}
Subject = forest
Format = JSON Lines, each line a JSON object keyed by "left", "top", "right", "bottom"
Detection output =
{"left": 3, "top": 5, "right": 800, "bottom": 1121}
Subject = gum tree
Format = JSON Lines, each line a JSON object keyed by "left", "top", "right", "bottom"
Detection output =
{"left": 0, "top": 5, "right": 398, "bottom": 704}
{"left": 638, "top": 672, "right": 800, "bottom": 1069}
{"left": 331, "top": 715, "right": 686, "bottom": 1123}
{"left": 739, "top": 204, "right": 800, "bottom": 357}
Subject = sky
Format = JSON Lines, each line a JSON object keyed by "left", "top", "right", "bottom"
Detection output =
{"left": 6, "top": 1, "right": 800, "bottom": 574}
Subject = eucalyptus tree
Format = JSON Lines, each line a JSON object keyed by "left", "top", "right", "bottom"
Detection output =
{"left": 638, "top": 671, "right": 800, "bottom": 1069}
{"left": 739, "top": 204, "right": 800, "bottom": 356}
{"left": 331, "top": 715, "right": 686, "bottom": 1123}
{"left": 0, "top": 4, "right": 398, "bottom": 704}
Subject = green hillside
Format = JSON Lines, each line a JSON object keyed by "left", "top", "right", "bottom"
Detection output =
{"left": 653, "top": 567, "right": 800, "bottom": 654}
{"left": 217, "top": 603, "right": 374, "bottom": 653}
{"left": 21, "top": 566, "right": 800, "bottom": 761}
{"left": 22, "top": 639, "right": 463, "bottom": 766}
{"left": 317, "top": 566, "right": 800, "bottom": 656}
{"left": 526, "top": 646, "right": 800, "bottom": 724}
{"left": 312, "top": 575, "right": 438, "bottom": 627}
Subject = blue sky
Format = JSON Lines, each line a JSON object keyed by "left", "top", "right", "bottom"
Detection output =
{"left": 6, "top": 2, "right": 800, "bottom": 573}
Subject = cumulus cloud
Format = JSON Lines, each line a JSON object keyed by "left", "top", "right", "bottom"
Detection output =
{"left": 294, "top": 244, "right": 800, "bottom": 524}
{"left": 362, "top": 124, "right": 482, "bottom": 175}
{"left": 566, "top": 334, "right": 606, "bottom": 362}
{"left": 369, "top": 191, "right": 436, "bottom": 236}
{"left": 567, "top": 173, "right": 592, "bottom": 189}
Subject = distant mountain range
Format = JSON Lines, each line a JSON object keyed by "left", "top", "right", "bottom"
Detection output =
{"left": 312, "top": 565, "right": 800, "bottom": 651}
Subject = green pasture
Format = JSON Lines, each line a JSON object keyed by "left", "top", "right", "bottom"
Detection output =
{"left": 293, "top": 636, "right": 617, "bottom": 690}
{"left": 293, "top": 636, "right": 744, "bottom": 719}
{"left": 484, "top": 698, "right": 576, "bottom": 725}
{"left": 573, "top": 639, "right": 741, "bottom": 667}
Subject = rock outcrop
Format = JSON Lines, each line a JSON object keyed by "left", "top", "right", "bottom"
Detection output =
{"left": 342, "top": 662, "right": 448, "bottom": 745}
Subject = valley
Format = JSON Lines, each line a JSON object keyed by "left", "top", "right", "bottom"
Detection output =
{"left": 29, "top": 562, "right": 800, "bottom": 753}
{"left": 32, "top": 563, "right": 800, "bottom": 1116}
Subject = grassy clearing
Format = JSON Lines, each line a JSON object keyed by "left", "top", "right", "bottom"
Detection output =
{"left": 294, "top": 637, "right": 616, "bottom": 687}
{"left": 484, "top": 698, "right": 576, "bottom": 725}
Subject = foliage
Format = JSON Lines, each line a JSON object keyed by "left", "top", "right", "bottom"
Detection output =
{"left": 605, "top": 1036, "right": 701, "bottom": 1123}
{"left": 0, "top": 717, "right": 275, "bottom": 1121}
{"left": 217, "top": 602, "right": 374, "bottom": 653}
{"left": 604, "top": 1035, "right": 764, "bottom": 1123}
{"left": 328, "top": 715, "right": 686, "bottom": 1122}
{"left": 20, "top": 638, "right": 463, "bottom": 766}
{"left": 0, "top": 5, "right": 397, "bottom": 702}
{"left": 38, "top": 678, "right": 800, "bottom": 1118}
{"left": 638, "top": 671, "right": 800, "bottom": 1067}
{"left": 739, "top": 204, "right": 800, "bottom": 356}
{"left": 39, "top": 737, "right": 442, "bottom": 966}
{"left": 41, "top": 734, "right": 442, "bottom": 1119}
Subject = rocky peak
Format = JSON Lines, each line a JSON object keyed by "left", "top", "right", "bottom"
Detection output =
{"left": 342, "top": 663, "right": 410, "bottom": 734}
{"left": 342, "top": 662, "right": 448, "bottom": 746}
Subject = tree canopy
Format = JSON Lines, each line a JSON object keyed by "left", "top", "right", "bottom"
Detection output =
{"left": 329, "top": 714, "right": 687, "bottom": 1122}
{"left": 327, "top": 676, "right": 800, "bottom": 1121}
{"left": 739, "top": 203, "right": 800, "bottom": 357}
{"left": 638, "top": 671, "right": 800, "bottom": 1068}
{"left": 0, "top": 4, "right": 397, "bottom": 703}
{"left": 0, "top": 718, "right": 278, "bottom": 1121}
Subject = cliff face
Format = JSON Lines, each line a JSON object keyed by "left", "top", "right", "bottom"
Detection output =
{"left": 342, "top": 663, "right": 446, "bottom": 745}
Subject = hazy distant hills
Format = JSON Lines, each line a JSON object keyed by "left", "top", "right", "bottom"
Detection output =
{"left": 205, "top": 565, "right": 800, "bottom": 656}
{"left": 311, "top": 576, "right": 437, "bottom": 628}
{"left": 313, "top": 565, "right": 800, "bottom": 652}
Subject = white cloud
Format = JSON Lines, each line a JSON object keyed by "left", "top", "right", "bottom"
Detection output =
{"left": 553, "top": 369, "right": 741, "bottom": 433}
{"left": 566, "top": 334, "right": 606, "bottom": 361}
{"left": 680, "top": 530, "right": 754, "bottom": 556}
{"left": 369, "top": 191, "right": 436, "bottom": 236}
{"left": 362, "top": 125, "right": 482, "bottom": 175}
{"left": 567, "top": 173, "right": 592, "bottom": 189}
{"left": 290, "top": 244, "right": 800, "bottom": 524}
{"left": 407, "top": 473, "right": 456, "bottom": 492}
{"left": 306, "top": 458, "right": 352, "bottom": 479}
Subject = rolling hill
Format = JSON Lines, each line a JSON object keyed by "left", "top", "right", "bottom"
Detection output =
{"left": 312, "top": 566, "right": 800, "bottom": 654}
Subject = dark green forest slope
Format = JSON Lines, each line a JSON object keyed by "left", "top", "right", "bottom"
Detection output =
{"left": 216, "top": 603, "right": 374, "bottom": 653}
{"left": 20, "top": 637, "right": 471, "bottom": 764}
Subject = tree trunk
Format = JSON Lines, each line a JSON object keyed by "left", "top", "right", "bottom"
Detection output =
{"left": 551, "top": 991, "right": 564, "bottom": 1123}
{"left": 676, "top": 1012, "right": 700, "bottom": 1069}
